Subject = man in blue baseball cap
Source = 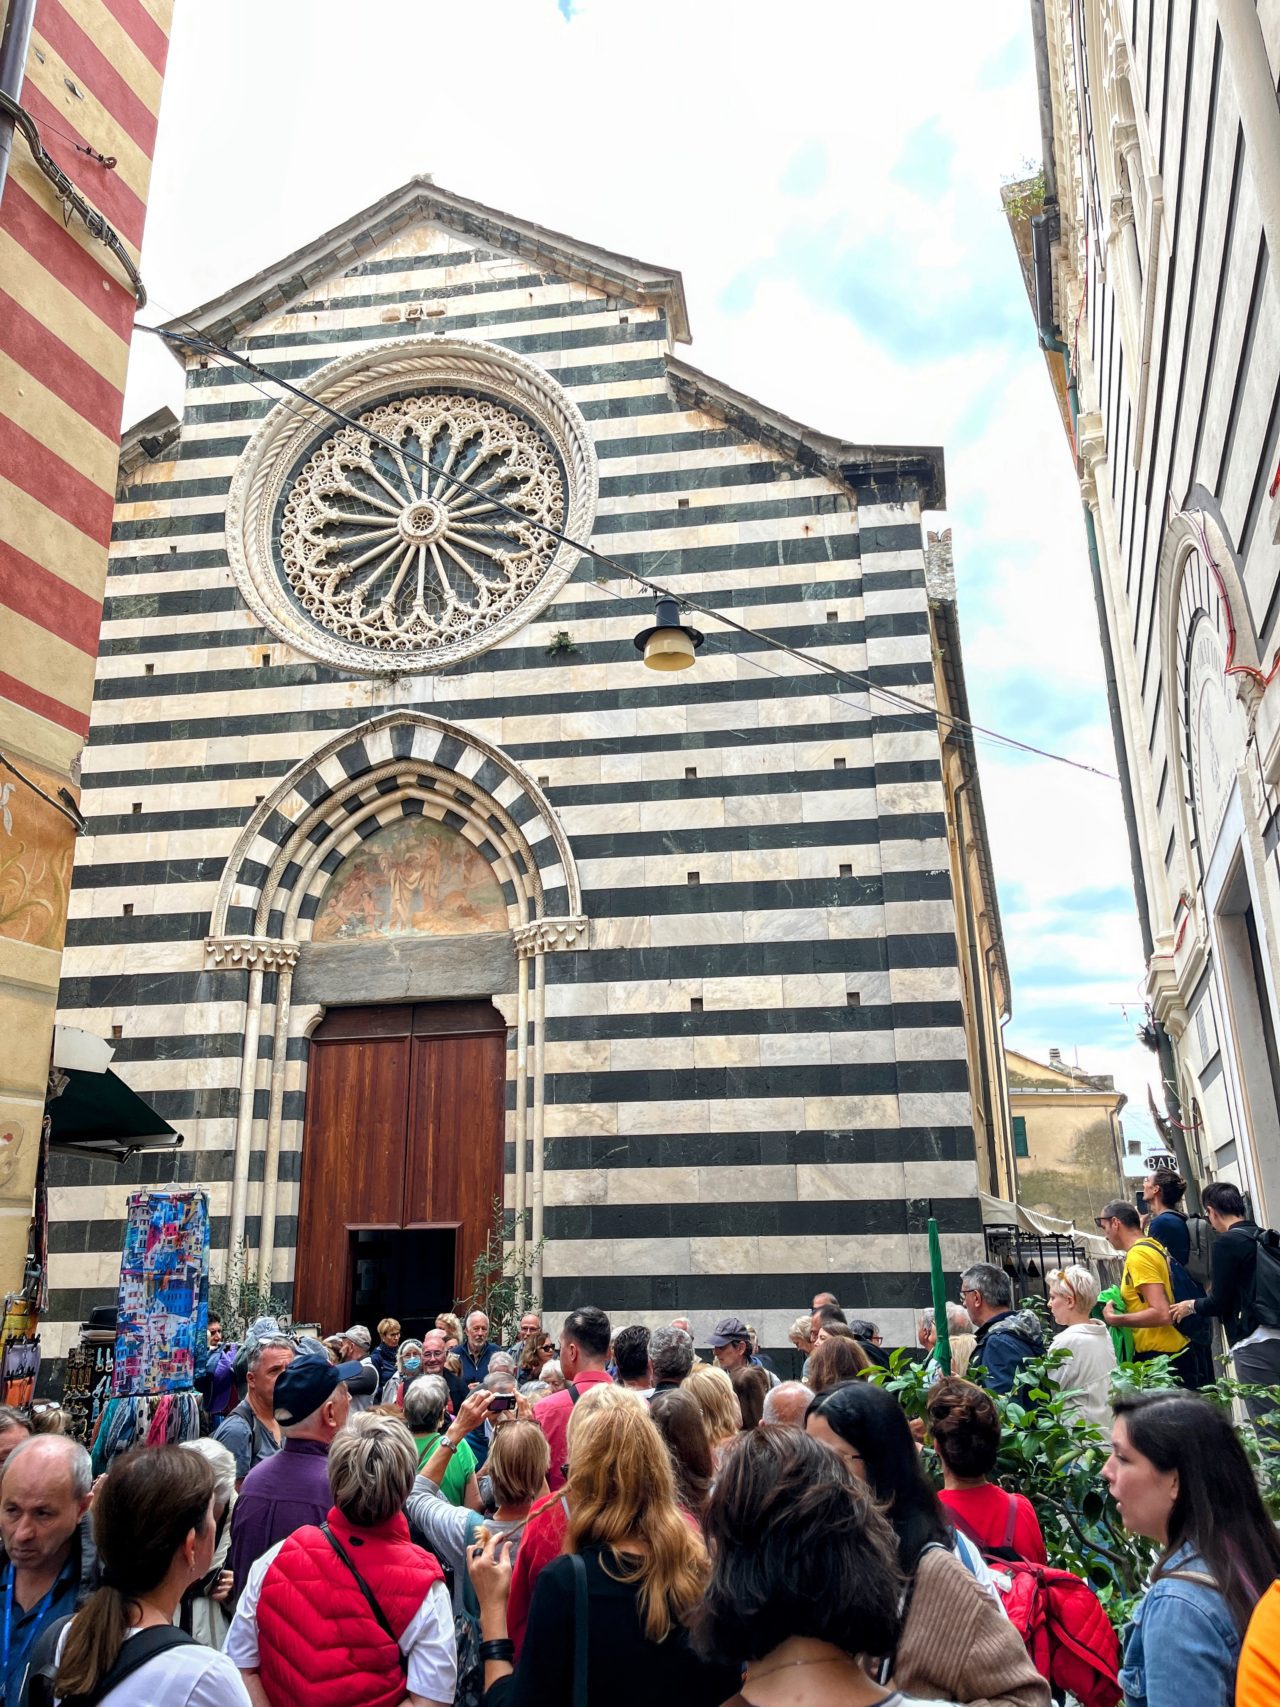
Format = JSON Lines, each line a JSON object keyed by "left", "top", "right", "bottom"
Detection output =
{"left": 228, "top": 1351, "right": 376, "bottom": 1598}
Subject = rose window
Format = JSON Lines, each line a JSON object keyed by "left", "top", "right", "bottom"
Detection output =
{"left": 226, "top": 340, "right": 598, "bottom": 674}
{"left": 278, "top": 393, "right": 566, "bottom": 653}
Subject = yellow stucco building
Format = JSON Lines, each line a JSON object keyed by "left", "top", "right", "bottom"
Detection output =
{"left": 1006, "top": 1046, "right": 1128, "bottom": 1229}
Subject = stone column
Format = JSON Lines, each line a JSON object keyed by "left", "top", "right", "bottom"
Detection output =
{"left": 205, "top": 936, "right": 300, "bottom": 1314}
{"left": 257, "top": 945, "right": 301, "bottom": 1292}
{"left": 511, "top": 918, "right": 588, "bottom": 1307}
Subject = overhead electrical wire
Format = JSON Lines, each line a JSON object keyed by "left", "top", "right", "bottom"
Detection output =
{"left": 135, "top": 318, "right": 1116, "bottom": 782}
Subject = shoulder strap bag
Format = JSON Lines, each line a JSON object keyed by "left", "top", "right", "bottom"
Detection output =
{"left": 320, "top": 1521, "right": 408, "bottom": 1676}
{"left": 569, "top": 1551, "right": 588, "bottom": 1707}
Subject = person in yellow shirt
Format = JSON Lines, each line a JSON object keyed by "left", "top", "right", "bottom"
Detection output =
{"left": 1096, "top": 1198, "right": 1189, "bottom": 1366}
{"left": 1237, "top": 1578, "right": 1280, "bottom": 1707}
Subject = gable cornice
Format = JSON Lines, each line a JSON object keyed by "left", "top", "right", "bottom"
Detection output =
{"left": 665, "top": 358, "right": 945, "bottom": 509}
{"left": 160, "top": 175, "right": 691, "bottom": 352}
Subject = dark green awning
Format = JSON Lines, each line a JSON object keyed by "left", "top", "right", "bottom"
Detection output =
{"left": 47, "top": 1068, "right": 184, "bottom": 1163}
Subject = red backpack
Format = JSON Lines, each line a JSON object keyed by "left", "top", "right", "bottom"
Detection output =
{"left": 950, "top": 1495, "right": 1122, "bottom": 1707}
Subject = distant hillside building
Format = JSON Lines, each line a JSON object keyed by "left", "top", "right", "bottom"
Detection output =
{"left": 1006, "top": 1046, "right": 1128, "bottom": 1228}
{"left": 51, "top": 178, "right": 1015, "bottom": 1364}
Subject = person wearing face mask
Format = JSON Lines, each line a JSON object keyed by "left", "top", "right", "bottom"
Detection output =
{"left": 1102, "top": 1391, "right": 1280, "bottom": 1707}
{"left": 380, "top": 1337, "right": 425, "bottom": 1406}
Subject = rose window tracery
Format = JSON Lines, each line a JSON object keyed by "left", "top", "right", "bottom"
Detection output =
{"left": 226, "top": 340, "right": 598, "bottom": 674}
{"left": 278, "top": 393, "right": 566, "bottom": 652}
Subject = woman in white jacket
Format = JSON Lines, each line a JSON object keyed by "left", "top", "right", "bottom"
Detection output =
{"left": 1047, "top": 1265, "right": 1117, "bottom": 1431}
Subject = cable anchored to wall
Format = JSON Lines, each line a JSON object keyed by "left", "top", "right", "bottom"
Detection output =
{"left": 0, "top": 751, "right": 87, "bottom": 832}
{"left": 0, "top": 90, "right": 143, "bottom": 304}
{"left": 136, "top": 320, "right": 1116, "bottom": 782}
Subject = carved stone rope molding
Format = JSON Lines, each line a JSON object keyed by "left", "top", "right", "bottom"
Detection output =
{"left": 205, "top": 937, "right": 302, "bottom": 973}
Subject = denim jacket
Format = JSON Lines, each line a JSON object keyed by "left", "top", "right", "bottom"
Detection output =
{"left": 1121, "top": 1545, "right": 1241, "bottom": 1707}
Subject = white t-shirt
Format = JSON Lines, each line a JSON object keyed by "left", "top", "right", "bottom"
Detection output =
{"left": 224, "top": 1538, "right": 457, "bottom": 1702}
{"left": 51, "top": 1627, "right": 250, "bottom": 1707}
{"left": 1051, "top": 1320, "right": 1117, "bottom": 1431}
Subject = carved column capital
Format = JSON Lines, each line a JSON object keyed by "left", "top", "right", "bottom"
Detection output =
{"left": 1108, "top": 193, "right": 1135, "bottom": 243}
{"left": 512, "top": 917, "right": 588, "bottom": 958}
{"left": 205, "top": 936, "right": 301, "bottom": 973}
{"left": 1145, "top": 953, "right": 1188, "bottom": 1040}
{"left": 1077, "top": 411, "right": 1107, "bottom": 508}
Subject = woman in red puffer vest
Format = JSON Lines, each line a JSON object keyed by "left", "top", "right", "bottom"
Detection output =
{"left": 225, "top": 1410, "right": 455, "bottom": 1707}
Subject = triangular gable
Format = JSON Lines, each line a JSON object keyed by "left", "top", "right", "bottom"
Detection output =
{"left": 161, "top": 174, "right": 691, "bottom": 351}
{"left": 667, "top": 358, "right": 946, "bottom": 509}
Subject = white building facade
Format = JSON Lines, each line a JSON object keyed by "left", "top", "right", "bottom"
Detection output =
{"left": 1024, "top": 0, "right": 1280, "bottom": 1217}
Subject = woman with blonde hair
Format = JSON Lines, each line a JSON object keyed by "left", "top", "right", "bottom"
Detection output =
{"left": 503, "top": 1384, "right": 645, "bottom": 1653}
{"left": 471, "top": 1393, "right": 740, "bottom": 1703}
{"left": 1047, "top": 1264, "right": 1116, "bottom": 1431}
{"left": 788, "top": 1311, "right": 815, "bottom": 1372}
{"left": 682, "top": 1364, "right": 742, "bottom": 1466}
{"left": 435, "top": 1311, "right": 463, "bottom": 1349}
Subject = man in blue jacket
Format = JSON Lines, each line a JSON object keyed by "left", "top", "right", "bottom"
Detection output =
{"left": 458, "top": 1309, "right": 501, "bottom": 1390}
{"left": 960, "top": 1261, "right": 1043, "bottom": 1394}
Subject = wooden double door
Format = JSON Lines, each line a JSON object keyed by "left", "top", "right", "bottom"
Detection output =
{"left": 292, "top": 1001, "right": 506, "bottom": 1334}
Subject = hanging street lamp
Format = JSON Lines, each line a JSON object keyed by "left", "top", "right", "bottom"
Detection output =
{"left": 633, "top": 593, "right": 704, "bottom": 672}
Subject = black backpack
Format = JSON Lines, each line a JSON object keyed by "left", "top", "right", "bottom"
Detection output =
{"left": 1150, "top": 1234, "right": 1213, "bottom": 1347}
{"left": 1246, "top": 1227, "right": 1280, "bottom": 1330}
{"left": 25, "top": 1618, "right": 193, "bottom": 1707}
{"left": 1183, "top": 1213, "right": 1215, "bottom": 1289}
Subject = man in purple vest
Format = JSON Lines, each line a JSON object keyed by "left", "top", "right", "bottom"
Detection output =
{"left": 228, "top": 1352, "right": 372, "bottom": 1598}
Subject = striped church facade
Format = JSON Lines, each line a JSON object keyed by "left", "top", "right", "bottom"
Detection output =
{"left": 50, "top": 181, "right": 992, "bottom": 1361}
{"left": 0, "top": 0, "right": 171, "bottom": 1298}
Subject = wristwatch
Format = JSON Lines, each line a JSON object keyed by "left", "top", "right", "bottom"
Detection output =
{"left": 439, "top": 1435, "right": 459, "bottom": 1453}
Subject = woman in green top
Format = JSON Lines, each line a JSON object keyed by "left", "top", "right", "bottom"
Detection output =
{"left": 404, "top": 1373, "right": 482, "bottom": 1509}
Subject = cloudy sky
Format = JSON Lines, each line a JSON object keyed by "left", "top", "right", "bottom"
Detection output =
{"left": 122, "top": 0, "right": 1163, "bottom": 1155}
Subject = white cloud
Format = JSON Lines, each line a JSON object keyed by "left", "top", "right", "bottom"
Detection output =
{"left": 122, "top": 0, "right": 1161, "bottom": 1139}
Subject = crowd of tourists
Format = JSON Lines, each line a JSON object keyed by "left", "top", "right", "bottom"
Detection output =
{"left": 1, "top": 1166, "right": 1278, "bottom": 1706}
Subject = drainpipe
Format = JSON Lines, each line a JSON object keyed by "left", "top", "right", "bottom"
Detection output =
{"left": 0, "top": 0, "right": 36, "bottom": 204}
{"left": 953, "top": 774, "right": 1000, "bottom": 1192}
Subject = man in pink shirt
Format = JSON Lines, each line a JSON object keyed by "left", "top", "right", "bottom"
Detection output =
{"left": 532, "top": 1306, "right": 613, "bottom": 1493}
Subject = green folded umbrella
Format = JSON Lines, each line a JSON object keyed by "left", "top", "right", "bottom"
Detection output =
{"left": 928, "top": 1216, "right": 951, "bottom": 1375}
